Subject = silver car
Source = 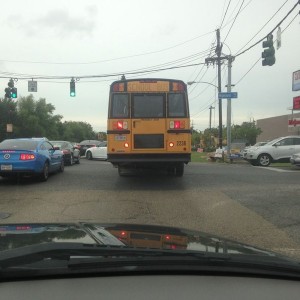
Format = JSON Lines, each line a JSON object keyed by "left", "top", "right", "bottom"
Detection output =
{"left": 245, "top": 136, "right": 300, "bottom": 166}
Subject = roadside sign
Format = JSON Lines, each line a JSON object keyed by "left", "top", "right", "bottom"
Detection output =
{"left": 292, "top": 70, "right": 300, "bottom": 91}
{"left": 28, "top": 81, "right": 37, "bottom": 92}
{"left": 293, "top": 96, "right": 300, "bottom": 110}
{"left": 288, "top": 118, "right": 300, "bottom": 127}
{"left": 218, "top": 92, "right": 238, "bottom": 99}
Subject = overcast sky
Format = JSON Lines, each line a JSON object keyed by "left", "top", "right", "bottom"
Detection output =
{"left": 0, "top": 0, "right": 299, "bottom": 132}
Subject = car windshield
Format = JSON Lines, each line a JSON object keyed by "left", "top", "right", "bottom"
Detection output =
{"left": 1, "top": 0, "right": 300, "bottom": 283}
{"left": 0, "top": 139, "right": 39, "bottom": 150}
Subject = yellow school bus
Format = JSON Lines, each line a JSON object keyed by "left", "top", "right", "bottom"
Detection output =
{"left": 107, "top": 78, "right": 191, "bottom": 176}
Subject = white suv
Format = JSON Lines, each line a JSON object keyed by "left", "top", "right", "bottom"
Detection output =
{"left": 245, "top": 136, "right": 300, "bottom": 166}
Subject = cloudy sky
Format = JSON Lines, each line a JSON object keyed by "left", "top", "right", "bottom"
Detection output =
{"left": 0, "top": 0, "right": 299, "bottom": 132}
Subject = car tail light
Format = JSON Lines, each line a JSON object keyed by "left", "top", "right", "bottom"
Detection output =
{"left": 124, "top": 142, "right": 129, "bottom": 148}
{"left": 20, "top": 154, "right": 35, "bottom": 160}
{"left": 170, "top": 120, "right": 185, "bottom": 129}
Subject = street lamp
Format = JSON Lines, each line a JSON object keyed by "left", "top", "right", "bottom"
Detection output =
{"left": 188, "top": 81, "right": 218, "bottom": 149}
{"left": 187, "top": 81, "right": 218, "bottom": 89}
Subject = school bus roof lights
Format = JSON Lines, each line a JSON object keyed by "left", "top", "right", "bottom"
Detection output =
{"left": 172, "top": 82, "right": 185, "bottom": 91}
{"left": 112, "top": 83, "right": 125, "bottom": 92}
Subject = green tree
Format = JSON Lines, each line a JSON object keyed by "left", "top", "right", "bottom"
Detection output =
{"left": 0, "top": 98, "right": 18, "bottom": 141}
{"left": 231, "top": 122, "right": 262, "bottom": 145}
{"left": 14, "top": 95, "right": 62, "bottom": 139}
{"left": 61, "top": 121, "right": 96, "bottom": 142}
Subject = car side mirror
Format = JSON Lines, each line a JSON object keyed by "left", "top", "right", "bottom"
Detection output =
{"left": 274, "top": 142, "right": 280, "bottom": 147}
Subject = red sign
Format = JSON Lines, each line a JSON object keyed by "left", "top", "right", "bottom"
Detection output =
{"left": 293, "top": 96, "right": 300, "bottom": 110}
{"left": 288, "top": 119, "right": 300, "bottom": 126}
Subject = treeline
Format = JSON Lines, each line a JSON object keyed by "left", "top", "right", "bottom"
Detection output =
{"left": 0, "top": 95, "right": 103, "bottom": 142}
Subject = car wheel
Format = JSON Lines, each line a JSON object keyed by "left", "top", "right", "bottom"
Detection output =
{"left": 86, "top": 151, "right": 93, "bottom": 160}
{"left": 39, "top": 162, "right": 49, "bottom": 182}
{"left": 249, "top": 160, "right": 258, "bottom": 166}
{"left": 68, "top": 154, "right": 73, "bottom": 165}
{"left": 258, "top": 154, "right": 271, "bottom": 167}
{"left": 59, "top": 159, "right": 64, "bottom": 172}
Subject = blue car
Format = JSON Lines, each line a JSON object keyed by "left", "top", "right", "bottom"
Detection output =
{"left": 0, "top": 138, "right": 64, "bottom": 181}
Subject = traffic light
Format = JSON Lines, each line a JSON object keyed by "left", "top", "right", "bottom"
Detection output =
{"left": 11, "top": 87, "right": 17, "bottom": 98}
{"left": 8, "top": 78, "right": 14, "bottom": 88}
{"left": 70, "top": 79, "right": 76, "bottom": 97}
{"left": 4, "top": 87, "right": 11, "bottom": 98}
{"left": 262, "top": 34, "right": 275, "bottom": 66}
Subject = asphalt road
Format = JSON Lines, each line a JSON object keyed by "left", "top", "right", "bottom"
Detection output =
{"left": 1, "top": 158, "right": 300, "bottom": 258}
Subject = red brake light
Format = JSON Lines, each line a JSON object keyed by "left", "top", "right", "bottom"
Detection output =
{"left": 20, "top": 154, "right": 35, "bottom": 160}
{"left": 117, "top": 121, "right": 123, "bottom": 129}
{"left": 174, "top": 121, "right": 180, "bottom": 129}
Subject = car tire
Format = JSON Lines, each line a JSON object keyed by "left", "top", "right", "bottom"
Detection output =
{"left": 258, "top": 154, "right": 271, "bottom": 167}
{"left": 68, "top": 154, "right": 73, "bottom": 165}
{"left": 59, "top": 159, "right": 64, "bottom": 172}
{"left": 39, "top": 162, "right": 49, "bottom": 182}
{"left": 86, "top": 151, "right": 93, "bottom": 160}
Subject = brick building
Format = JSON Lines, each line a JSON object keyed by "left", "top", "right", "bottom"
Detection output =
{"left": 256, "top": 112, "right": 300, "bottom": 142}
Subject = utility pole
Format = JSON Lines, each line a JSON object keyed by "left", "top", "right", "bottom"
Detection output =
{"left": 209, "top": 105, "right": 215, "bottom": 147}
{"left": 205, "top": 29, "right": 224, "bottom": 149}
{"left": 216, "top": 29, "right": 222, "bottom": 149}
{"left": 226, "top": 55, "right": 235, "bottom": 161}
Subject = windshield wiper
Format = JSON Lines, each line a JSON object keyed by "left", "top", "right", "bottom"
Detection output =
{"left": 1, "top": 242, "right": 300, "bottom": 280}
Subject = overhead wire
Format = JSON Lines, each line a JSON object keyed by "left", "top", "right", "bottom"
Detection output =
{"left": 235, "top": 0, "right": 299, "bottom": 58}
{"left": 223, "top": 0, "right": 245, "bottom": 43}
{"left": 235, "top": 11, "right": 299, "bottom": 86}
{"left": 220, "top": 0, "right": 232, "bottom": 28}
{"left": 235, "top": 0, "right": 290, "bottom": 54}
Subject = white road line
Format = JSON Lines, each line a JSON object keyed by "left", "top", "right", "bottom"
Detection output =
{"left": 256, "top": 167, "right": 295, "bottom": 172}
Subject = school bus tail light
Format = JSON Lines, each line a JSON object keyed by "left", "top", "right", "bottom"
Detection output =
{"left": 169, "top": 142, "right": 174, "bottom": 147}
{"left": 113, "top": 121, "right": 128, "bottom": 130}
{"left": 124, "top": 142, "right": 129, "bottom": 148}
{"left": 170, "top": 120, "right": 185, "bottom": 129}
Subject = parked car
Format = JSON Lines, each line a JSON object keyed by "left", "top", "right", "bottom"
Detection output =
{"left": 85, "top": 141, "right": 107, "bottom": 160}
{"left": 290, "top": 153, "right": 300, "bottom": 166}
{"left": 245, "top": 136, "right": 300, "bottom": 166}
{"left": 0, "top": 138, "right": 64, "bottom": 181}
{"left": 78, "top": 140, "right": 102, "bottom": 156}
{"left": 241, "top": 142, "right": 267, "bottom": 159}
{"left": 50, "top": 141, "right": 80, "bottom": 165}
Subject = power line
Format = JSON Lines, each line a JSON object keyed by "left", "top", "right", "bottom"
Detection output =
{"left": 235, "top": 11, "right": 299, "bottom": 86}
{"left": 0, "top": 62, "right": 206, "bottom": 81}
{"left": 235, "top": 0, "right": 299, "bottom": 58}
{"left": 235, "top": 0, "right": 290, "bottom": 54}
{"left": 220, "top": 0, "right": 232, "bottom": 28}
{"left": 0, "top": 31, "right": 215, "bottom": 66}
{"left": 223, "top": 0, "right": 245, "bottom": 43}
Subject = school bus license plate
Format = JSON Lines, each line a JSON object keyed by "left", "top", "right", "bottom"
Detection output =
{"left": 114, "top": 135, "right": 126, "bottom": 141}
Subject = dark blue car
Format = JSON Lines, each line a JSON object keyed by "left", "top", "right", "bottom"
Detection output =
{"left": 0, "top": 138, "right": 64, "bottom": 181}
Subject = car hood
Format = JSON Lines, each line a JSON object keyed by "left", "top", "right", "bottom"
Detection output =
{"left": 0, "top": 222, "right": 285, "bottom": 258}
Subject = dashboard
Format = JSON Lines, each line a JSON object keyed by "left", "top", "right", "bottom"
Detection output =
{"left": 2, "top": 275, "right": 300, "bottom": 299}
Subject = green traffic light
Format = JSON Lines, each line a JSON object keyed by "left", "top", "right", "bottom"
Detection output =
{"left": 11, "top": 87, "right": 17, "bottom": 98}
{"left": 70, "top": 79, "right": 76, "bottom": 97}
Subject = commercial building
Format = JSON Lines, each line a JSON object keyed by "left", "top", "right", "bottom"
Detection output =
{"left": 256, "top": 112, "right": 300, "bottom": 142}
